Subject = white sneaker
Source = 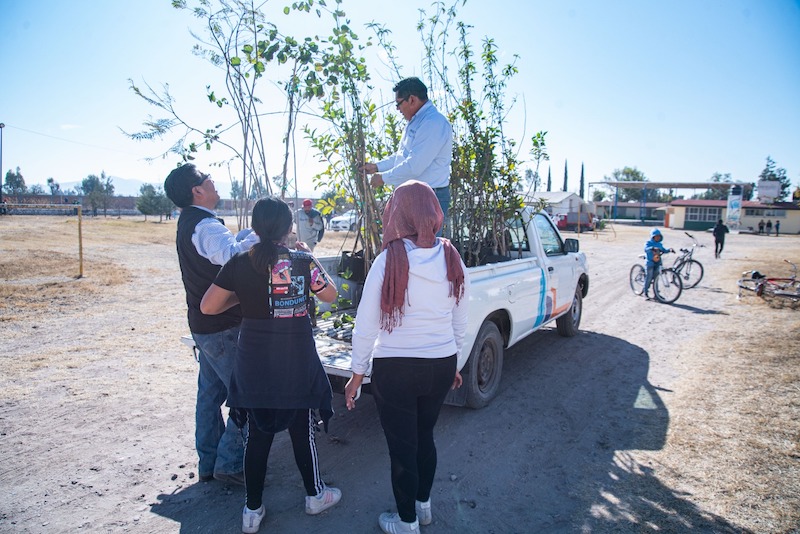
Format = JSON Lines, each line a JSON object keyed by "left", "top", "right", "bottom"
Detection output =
{"left": 415, "top": 499, "right": 432, "bottom": 526}
{"left": 242, "top": 504, "right": 265, "bottom": 534}
{"left": 379, "top": 512, "right": 420, "bottom": 534}
{"left": 305, "top": 486, "right": 341, "bottom": 515}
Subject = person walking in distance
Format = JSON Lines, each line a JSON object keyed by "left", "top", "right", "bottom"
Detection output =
{"left": 201, "top": 197, "right": 341, "bottom": 533}
{"left": 359, "top": 77, "right": 453, "bottom": 236}
{"left": 766, "top": 219, "right": 773, "bottom": 236}
{"left": 295, "top": 199, "right": 324, "bottom": 252}
{"left": 712, "top": 219, "right": 729, "bottom": 259}
{"left": 164, "top": 164, "right": 260, "bottom": 486}
{"left": 345, "top": 181, "right": 470, "bottom": 533}
{"left": 775, "top": 220, "right": 780, "bottom": 236}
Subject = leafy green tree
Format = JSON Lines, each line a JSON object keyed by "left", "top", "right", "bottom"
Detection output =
{"left": 401, "top": 2, "right": 530, "bottom": 265}
{"left": 127, "top": 0, "right": 336, "bottom": 230}
{"left": 29, "top": 184, "right": 45, "bottom": 195}
{"left": 547, "top": 167, "right": 552, "bottom": 191}
{"left": 136, "top": 183, "right": 172, "bottom": 221}
{"left": 602, "top": 166, "right": 673, "bottom": 202}
{"left": 592, "top": 189, "right": 606, "bottom": 202}
{"left": 100, "top": 172, "right": 115, "bottom": 216}
{"left": 579, "top": 163, "right": 585, "bottom": 199}
{"left": 79, "top": 172, "right": 114, "bottom": 216}
{"left": 46, "top": 177, "right": 61, "bottom": 196}
{"left": 523, "top": 131, "right": 548, "bottom": 196}
{"left": 563, "top": 160, "right": 568, "bottom": 192}
{"left": 80, "top": 174, "right": 102, "bottom": 215}
{"left": 4, "top": 167, "right": 27, "bottom": 195}
{"left": 758, "top": 156, "right": 790, "bottom": 200}
{"left": 692, "top": 172, "right": 732, "bottom": 200}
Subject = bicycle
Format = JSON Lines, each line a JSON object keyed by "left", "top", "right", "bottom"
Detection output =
{"left": 737, "top": 260, "right": 800, "bottom": 302}
{"left": 671, "top": 231, "right": 705, "bottom": 289}
{"left": 630, "top": 252, "right": 684, "bottom": 304}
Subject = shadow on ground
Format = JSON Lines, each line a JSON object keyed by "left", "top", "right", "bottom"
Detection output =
{"left": 150, "top": 330, "right": 747, "bottom": 533}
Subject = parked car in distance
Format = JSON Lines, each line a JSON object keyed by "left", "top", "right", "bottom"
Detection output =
{"left": 330, "top": 209, "right": 358, "bottom": 231}
{"left": 554, "top": 211, "right": 594, "bottom": 232}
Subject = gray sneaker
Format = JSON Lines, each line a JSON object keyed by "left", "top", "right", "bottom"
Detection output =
{"left": 379, "top": 512, "right": 420, "bottom": 534}
{"left": 305, "top": 486, "right": 341, "bottom": 515}
{"left": 415, "top": 500, "right": 431, "bottom": 526}
{"left": 214, "top": 471, "right": 245, "bottom": 486}
{"left": 242, "top": 504, "right": 265, "bottom": 534}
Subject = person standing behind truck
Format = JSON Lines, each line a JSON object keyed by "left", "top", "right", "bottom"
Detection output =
{"left": 296, "top": 199, "right": 324, "bottom": 251}
{"left": 164, "top": 164, "right": 260, "bottom": 486}
{"left": 359, "top": 77, "right": 453, "bottom": 235}
{"left": 345, "top": 181, "right": 469, "bottom": 534}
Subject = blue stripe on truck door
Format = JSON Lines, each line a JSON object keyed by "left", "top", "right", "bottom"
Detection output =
{"left": 532, "top": 266, "right": 547, "bottom": 328}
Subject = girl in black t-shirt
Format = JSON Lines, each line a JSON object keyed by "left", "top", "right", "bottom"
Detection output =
{"left": 201, "top": 196, "right": 340, "bottom": 533}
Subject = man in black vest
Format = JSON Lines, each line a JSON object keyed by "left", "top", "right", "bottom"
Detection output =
{"left": 165, "top": 164, "right": 259, "bottom": 485}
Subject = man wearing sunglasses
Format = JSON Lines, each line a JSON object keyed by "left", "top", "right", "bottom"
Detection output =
{"left": 165, "top": 164, "right": 260, "bottom": 486}
{"left": 360, "top": 77, "right": 453, "bottom": 235}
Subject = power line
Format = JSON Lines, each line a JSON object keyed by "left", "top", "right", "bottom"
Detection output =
{"left": 4, "top": 123, "right": 146, "bottom": 157}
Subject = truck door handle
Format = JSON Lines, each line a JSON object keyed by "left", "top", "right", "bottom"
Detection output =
{"left": 548, "top": 266, "right": 554, "bottom": 272}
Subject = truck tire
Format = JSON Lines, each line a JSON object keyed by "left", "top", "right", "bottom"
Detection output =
{"left": 465, "top": 321, "right": 504, "bottom": 409}
{"left": 556, "top": 285, "right": 583, "bottom": 337}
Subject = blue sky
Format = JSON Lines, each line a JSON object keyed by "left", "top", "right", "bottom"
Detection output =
{"left": 1, "top": 0, "right": 799, "bottom": 199}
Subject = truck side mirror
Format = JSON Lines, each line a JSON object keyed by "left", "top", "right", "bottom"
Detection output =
{"left": 564, "top": 238, "right": 580, "bottom": 253}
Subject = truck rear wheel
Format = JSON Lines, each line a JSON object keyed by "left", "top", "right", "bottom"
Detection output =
{"left": 556, "top": 285, "right": 582, "bottom": 337}
{"left": 465, "top": 321, "right": 504, "bottom": 409}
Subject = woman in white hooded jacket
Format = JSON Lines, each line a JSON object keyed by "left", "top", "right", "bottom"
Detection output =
{"left": 345, "top": 180, "right": 470, "bottom": 534}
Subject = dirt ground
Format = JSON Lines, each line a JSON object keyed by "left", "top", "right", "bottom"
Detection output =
{"left": 1, "top": 214, "right": 799, "bottom": 534}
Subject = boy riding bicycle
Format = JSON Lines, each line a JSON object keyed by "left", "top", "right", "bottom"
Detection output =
{"left": 643, "top": 228, "right": 674, "bottom": 300}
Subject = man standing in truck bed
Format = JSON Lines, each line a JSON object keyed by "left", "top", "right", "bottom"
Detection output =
{"left": 360, "top": 77, "right": 453, "bottom": 234}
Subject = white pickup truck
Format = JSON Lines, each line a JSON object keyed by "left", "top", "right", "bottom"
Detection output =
{"left": 181, "top": 208, "right": 589, "bottom": 408}
{"left": 315, "top": 207, "right": 589, "bottom": 408}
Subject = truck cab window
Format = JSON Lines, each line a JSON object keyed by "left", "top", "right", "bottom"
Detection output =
{"left": 505, "top": 216, "right": 530, "bottom": 252}
{"left": 533, "top": 213, "right": 565, "bottom": 256}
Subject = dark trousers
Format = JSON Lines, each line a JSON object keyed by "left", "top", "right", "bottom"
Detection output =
{"left": 244, "top": 409, "right": 323, "bottom": 510}
{"left": 371, "top": 355, "right": 456, "bottom": 523}
{"left": 715, "top": 239, "right": 724, "bottom": 256}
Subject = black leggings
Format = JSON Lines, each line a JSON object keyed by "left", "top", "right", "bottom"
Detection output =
{"left": 715, "top": 239, "right": 724, "bottom": 255}
{"left": 371, "top": 355, "right": 456, "bottom": 523}
{"left": 244, "top": 409, "right": 323, "bottom": 510}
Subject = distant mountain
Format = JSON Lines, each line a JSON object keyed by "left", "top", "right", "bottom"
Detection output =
{"left": 53, "top": 176, "right": 234, "bottom": 198}
{"left": 50, "top": 176, "right": 150, "bottom": 197}
{"left": 40, "top": 176, "right": 317, "bottom": 200}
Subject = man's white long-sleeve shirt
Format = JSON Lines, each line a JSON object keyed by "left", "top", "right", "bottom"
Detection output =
{"left": 350, "top": 239, "right": 470, "bottom": 375}
{"left": 190, "top": 206, "right": 260, "bottom": 266}
{"left": 377, "top": 101, "right": 453, "bottom": 189}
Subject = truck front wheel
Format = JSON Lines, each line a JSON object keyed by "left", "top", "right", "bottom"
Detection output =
{"left": 465, "top": 321, "right": 504, "bottom": 409}
{"left": 556, "top": 285, "right": 583, "bottom": 337}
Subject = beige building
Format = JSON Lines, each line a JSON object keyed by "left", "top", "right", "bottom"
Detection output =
{"left": 668, "top": 199, "right": 800, "bottom": 234}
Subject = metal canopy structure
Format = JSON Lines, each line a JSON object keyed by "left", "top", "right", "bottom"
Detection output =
{"left": 591, "top": 181, "right": 752, "bottom": 190}
{"left": 588, "top": 181, "right": 753, "bottom": 221}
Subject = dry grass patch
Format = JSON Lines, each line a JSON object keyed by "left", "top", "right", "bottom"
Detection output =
{"left": 1, "top": 247, "right": 131, "bottom": 322}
